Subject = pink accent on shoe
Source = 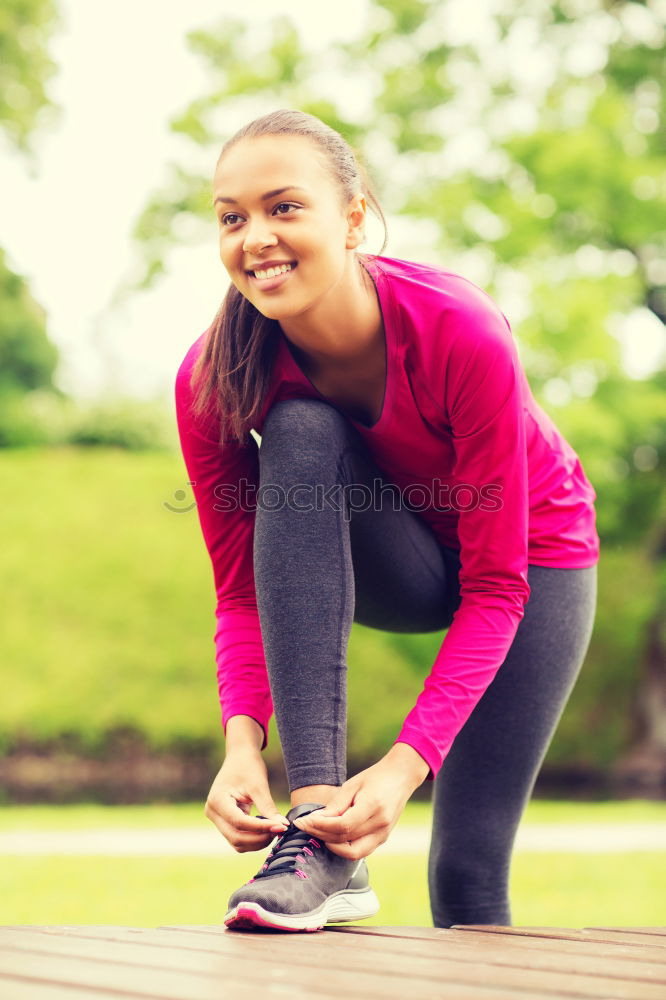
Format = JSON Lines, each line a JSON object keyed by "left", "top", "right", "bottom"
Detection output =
{"left": 303, "top": 846, "right": 313, "bottom": 856}
{"left": 308, "top": 838, "right": 321, "bottom": 848}
{"left": 225, "top": 904, "right": 323, "bottom": 933}
{"left": 294, "top": 868, "right": 308, "bottom": 879}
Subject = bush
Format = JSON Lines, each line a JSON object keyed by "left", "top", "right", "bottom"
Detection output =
{"left": 66, "top": 398, "right": 177, "bottom": 451}
{"left": 0, "top": 390, "right": 178, "bottom": 451}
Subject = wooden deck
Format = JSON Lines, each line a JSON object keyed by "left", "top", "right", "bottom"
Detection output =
{"left": 1, "top": 923, "right": 665, "bottom": 999}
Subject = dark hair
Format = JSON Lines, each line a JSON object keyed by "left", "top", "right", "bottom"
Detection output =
{"left": 190, "top": 109, "right": 388, "bottom": 446}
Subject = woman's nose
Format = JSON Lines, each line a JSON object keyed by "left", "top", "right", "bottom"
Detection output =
{"left": 243, "top": 218, "right": 278, "bottom": 254}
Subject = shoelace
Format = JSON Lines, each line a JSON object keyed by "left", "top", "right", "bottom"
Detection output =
{"left": 250, "top": 824, "right": 322, "bottom": 882}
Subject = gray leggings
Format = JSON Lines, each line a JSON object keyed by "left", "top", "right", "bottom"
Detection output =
{"left": 253, "top": 399, "right": 598, "bottom": 926}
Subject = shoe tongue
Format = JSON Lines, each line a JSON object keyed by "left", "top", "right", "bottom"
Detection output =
{"left": 260, "top": 803, "right": 325, "bottom": 875}
{"left": 286, "top": 802, "right": 325, "bottom": 823}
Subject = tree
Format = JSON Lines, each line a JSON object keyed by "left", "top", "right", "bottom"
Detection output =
{"left": 134, "top": 0, "right": 666, "bottom": 784}
{"left": 0, "top": 0, "right": 60, "bottom": 152}
{"left": 0, "top": 0, "right": 62, "bottom": 437}
{"left": 0, "top": 247, "right": 58, "bottom": 394}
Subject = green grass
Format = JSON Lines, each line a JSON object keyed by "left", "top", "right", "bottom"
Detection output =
{"left": 0, "top": 799, "right": 665, "bottom": 830}
{"left": 2, "top": 852, "right": 664, "bottom": 927}
{"left": 0, "top": 801, "right": 664, "bottom": 926}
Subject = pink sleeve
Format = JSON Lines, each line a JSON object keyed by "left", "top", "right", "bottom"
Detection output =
{"left": 174, "top": 341, "right": 273, "bottom": 745}
{"left": 395, "top": 301, "right": 531, "bottom": 778}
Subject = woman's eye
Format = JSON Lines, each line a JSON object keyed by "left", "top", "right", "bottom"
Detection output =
{"left": 273, "top": 202, "right": 297, "bottom": 216}
{"left": 221, "top": 213, "right": 242, "bottom": 226}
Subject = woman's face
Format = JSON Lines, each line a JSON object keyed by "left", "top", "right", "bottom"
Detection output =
{"left": 212, "top": 134, "right": 365, "bottom": 323}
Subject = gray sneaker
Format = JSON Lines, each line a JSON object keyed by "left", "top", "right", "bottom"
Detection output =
{"left": 224, "top": 803, "right": 380, "bottom": 932}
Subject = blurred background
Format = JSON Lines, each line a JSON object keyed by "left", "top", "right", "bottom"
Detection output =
{"left": 1, "top": 0, "right": 665, "bottom": 926}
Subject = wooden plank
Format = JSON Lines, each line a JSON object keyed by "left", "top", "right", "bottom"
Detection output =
{"left": 452, "top": 925, "right": 666, "bottom": 949}
{"left": 149, "top": 924, "right": 666, "bottom": 982}
{"left": 56, "top": 922, "right": 666, "bottom": 979}
{"left": 20, "top": 922, "right": 666, "bottom": 967}
{"left": 586, "top": 928, "right": 666, "bottom": 944}
{"left": 158, "top": 928, "right": 666, "bottom": 981}
{"left": 0, "top": 929, "right": 567, "bottom": 1000}
{"left": 327, "top": 925, "right": 666, "bottom": 964}
{"left": 0, "top": 951, "right": 259, "bottom": 1000}
{"left": 0, "top": 978, "right": 130, "bottom": 1000}
{"left": 2, "top": 927, "right": 665, "bottom": 1000}
{"left": 0, "top": 932, "right": 555, "bottom": 1000}
{"left": 585, "top": 927, "right": 666, "bottom": 937}
{"left": 6, "top": 928, "right": 666, "bottom": 984}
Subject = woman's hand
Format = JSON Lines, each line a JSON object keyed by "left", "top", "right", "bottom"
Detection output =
{"left": 204, "top": 717, "right": 288, "bottom": 852}
{"left": 293, "top": 743, "right": 430, "bottom": 860}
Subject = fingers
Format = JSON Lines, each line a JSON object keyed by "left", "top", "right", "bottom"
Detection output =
{"left": 295, "top": 800, "right": 390, "bottom": 859}
{"left": 253, "top": 792, "right": 289, "bottom": 829}
{"left": 205, "top": 804, "right": 274, "bottom": 852}
{"left": 317, "top": 783, "right": 357, "bottom": 818}
{"left": 292, "top": 778, "right": 360, "bottom": 836}
{"left": 205, "top": 793, "right": 281, "bottom": 833}
{"left": 204, "top": 789, "right": 288, "bottom": 852}
{"left": 326, "top": 832, "right": 385, "bottom": 860}
{"left": 296, "top": 802, "right": 381, "bottom": 843}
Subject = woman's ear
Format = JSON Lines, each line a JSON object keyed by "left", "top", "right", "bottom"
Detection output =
{"left": 345, "top": 194, "right": 367, "bottom": 249}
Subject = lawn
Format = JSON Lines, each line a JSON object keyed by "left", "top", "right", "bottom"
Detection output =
{"left": 0, "top": 446, "right": 652, "bottom": 772}
{"left": 1, "top": 801, "right": 664, "bottom": 927}
{"left": 0, "top": 798, "right": 665, "bottom": 829}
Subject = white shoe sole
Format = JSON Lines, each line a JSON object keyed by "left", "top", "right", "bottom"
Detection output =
{"left": 224, "top": 886, "right": 380, "bottom": 932}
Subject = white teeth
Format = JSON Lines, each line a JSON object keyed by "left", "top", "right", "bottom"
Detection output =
{"left": 253, "top": 263, "right": 292, "bottom": 279}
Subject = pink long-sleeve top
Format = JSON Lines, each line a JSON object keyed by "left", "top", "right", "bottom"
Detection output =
{"left": 175, "top": 254, "right": 600, "bottom": 778}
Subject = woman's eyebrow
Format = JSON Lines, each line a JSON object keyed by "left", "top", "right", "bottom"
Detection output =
{"left": 214, "top": 186, "right": 307, "bottom": 206}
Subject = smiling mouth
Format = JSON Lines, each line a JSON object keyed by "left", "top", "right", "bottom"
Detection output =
{"left": 248, "top": 262, "right": 295, "bottom": 280}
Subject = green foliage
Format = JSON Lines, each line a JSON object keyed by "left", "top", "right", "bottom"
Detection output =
{"left": 346, "top": 624, "right": 444, "bottom": 767}
{"left": 132, "top": 1, "right": 665, "bottom": 552}
{"left": 544, "top": 546, "right": 658, "bottom": 768}
{"left": 0, "top": 249, "right": 58, "bottom": 396}
{"left": 0, "top": 0, "right": 60, "bottom": 153}
{"left": 3, "top": 2, "right": 660, "bottom": 774}
{"left": 0, "top": 391, "right": 178, "bottom": 451}
{"left": 65, "top": 397, "right": 178, "bottom": 451}
{"left": 555, "top": 372, "right": 666, "bottom": 545}
{"left": 376, "top": 0, "right": 431, "bottom": 37}
{"left": 0, "top": 0, "right": 64, "bottom": 441}
{"left": 132, "top": 166, "right": 214, "bottom": 287}
{"left": 125, "top": 0, "right": 666, "bottom": 768}
{"left": 0, "top": 388, "right": 57, "bottom": 447}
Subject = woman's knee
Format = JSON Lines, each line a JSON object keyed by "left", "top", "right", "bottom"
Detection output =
{"left": 259, "top": 399, "right": 351, "bottom": 480}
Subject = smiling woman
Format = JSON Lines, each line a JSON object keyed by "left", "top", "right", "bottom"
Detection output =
{"left": 213, "top": 138, "right": 368, "bottom": 324}
{"left": 195, "top": 116, "right": 388, "bottom": 442}
{"left": 214, "top": 183, "right": 309, "bottom": 294}
{"left": 174, "top": 108, "right": 599, "bottom": 934}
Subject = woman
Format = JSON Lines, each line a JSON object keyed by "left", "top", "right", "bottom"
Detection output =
{"left": 175, "top": 109, "right": 599, "bottom": 932}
